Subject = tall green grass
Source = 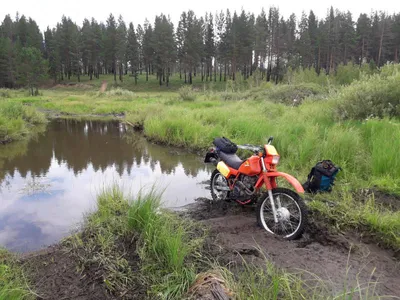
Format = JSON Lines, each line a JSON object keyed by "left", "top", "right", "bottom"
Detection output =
{"left": 66, "top": 185, "right": 205, "bottom": 299}
{"left": 0, "top": 100, "right": 46, "bottom": 142}
{"left": 0, "top": 249, "right": 32, "bottom": 300}
{"left": 127, "top": 189, "right": 205, "bottom": 298}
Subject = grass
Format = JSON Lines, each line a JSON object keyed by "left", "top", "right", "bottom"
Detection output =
{"left": 2, "top": 71, "right": 400, "bottom": 249}
{"left": 0, "top": 100, "right": 47, "bottom": 142}
{"left": 218, "top": 250, "right": 388, "bottom": 300}
{"left": 0, "top": 249, "right": 32, "bottom": 300}
{"left": 309, "top": 191, "right": 400, "bottom": 249}
{"left": 66, "top": 185, "right": 392, "bottom": 299}
{"left": 65, "top": 185, "right": 206, "bottom": 299}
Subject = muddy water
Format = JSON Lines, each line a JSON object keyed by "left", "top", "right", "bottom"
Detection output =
{"left": 0, "top": 120, "right": 211, "bottom": 252}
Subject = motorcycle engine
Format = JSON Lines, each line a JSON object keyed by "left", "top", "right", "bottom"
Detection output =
{"left": 233, "top": 175, "right": 258, "bottom": 198}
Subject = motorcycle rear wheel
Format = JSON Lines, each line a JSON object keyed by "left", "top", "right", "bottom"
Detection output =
{"left": 256, "top": 188, "right": 307, "bottom": 240}
{"left": 210, "top": 170, "right": 230, "bottom": 201}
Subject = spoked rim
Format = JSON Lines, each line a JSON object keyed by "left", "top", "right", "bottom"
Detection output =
{"left": 260, "top": 192, "right": 302, "bottom": 238}
{"left": 211, "top": 172, "right": 229, "bottom": 201}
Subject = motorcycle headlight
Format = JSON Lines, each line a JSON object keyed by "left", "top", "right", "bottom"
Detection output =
{"left": 272, "top": 155, "right": 280, "bottom": 165}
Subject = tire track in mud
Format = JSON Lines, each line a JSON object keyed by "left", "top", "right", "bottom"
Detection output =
{"left": 182, "top": 198, "right": 400, "bottom": 297}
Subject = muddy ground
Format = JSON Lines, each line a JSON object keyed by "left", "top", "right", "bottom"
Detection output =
{"left": 183, "top": 198, "right": 400, "bottom": 297}
{"left": 19, "top": 196, "right": 399, "bottom": 299}
{"left": 21, "top": 235, "right": 146, "bottom": 300}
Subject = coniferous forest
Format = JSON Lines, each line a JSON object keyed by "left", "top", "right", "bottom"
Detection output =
{"left": 1, "top": 7, "right": 400, "bottom": 89}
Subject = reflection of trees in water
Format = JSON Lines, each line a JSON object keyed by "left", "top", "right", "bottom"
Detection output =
{"left": 0, "top": 120, "right": 208, "bottom": 184}
{"left": 0, "top": 125, "right": 47, "bottom": 183}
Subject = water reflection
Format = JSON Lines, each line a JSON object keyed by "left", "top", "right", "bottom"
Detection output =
{"left": 0, "top": 120, "right": 211, "bottom": 252}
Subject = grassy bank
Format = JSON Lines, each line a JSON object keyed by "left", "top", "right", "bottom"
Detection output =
{"left": 0, "top": 97, "right": 47, "bottom": 143}
{"left": 0, "top": 250, "right": 31, "bottom": 299}
{"left": 55, "top": 186, "right": 388, "bottom": 299}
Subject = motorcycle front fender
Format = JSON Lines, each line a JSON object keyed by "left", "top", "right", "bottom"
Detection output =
{"left": 256, "top": 171, "right": 305, "bottom": 193}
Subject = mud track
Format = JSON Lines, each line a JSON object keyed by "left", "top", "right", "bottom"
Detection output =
{"left": 183, "top": 198, "right": 400, "bottom": 297}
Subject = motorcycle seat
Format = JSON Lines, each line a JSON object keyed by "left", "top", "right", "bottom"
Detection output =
{"left": 219, "top": 151, "right": 244, "bottom": 170}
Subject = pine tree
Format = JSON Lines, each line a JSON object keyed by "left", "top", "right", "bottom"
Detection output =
{"left": 142, "top": 19, "right": 154, "bottom": 81}
{"left": 136, "top": 24, "right": 144, "bottom": 74}
{"left": 204, "top": 13, "right": 215, "bottom": 81}
{"left": 153, "top": 15, "right": 175, "bottom": 86}
{"left": 127, "top": 22, "right": 139, "bottom": 83}
{"left": 105, "top": 14, "right": 118, "bottom": 81}
{"left": 16, "top": 47, "right": 47, "bottom": 95}
{"left": 116, "top": 15, "right": 127, "bottom": 81}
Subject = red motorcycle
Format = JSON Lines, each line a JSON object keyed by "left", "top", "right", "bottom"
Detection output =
{"left": 204, "top": 137, "right": 307, "bottom": 239}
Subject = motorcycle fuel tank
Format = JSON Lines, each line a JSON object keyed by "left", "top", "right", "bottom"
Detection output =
{"left": 238, "top": 156, "right": 261, "bottom": 176}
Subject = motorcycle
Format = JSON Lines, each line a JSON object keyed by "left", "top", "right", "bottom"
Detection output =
{"left": 204, "top": 137, "right": 307, "bottom": 240}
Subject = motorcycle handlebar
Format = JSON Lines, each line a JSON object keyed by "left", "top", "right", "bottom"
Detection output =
{"left": 237, "top": 144, "right": 263, "bottom": 153}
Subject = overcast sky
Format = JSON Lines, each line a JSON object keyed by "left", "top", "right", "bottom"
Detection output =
{"left": 1, "top": 0, "right": 399, "bottom": 31}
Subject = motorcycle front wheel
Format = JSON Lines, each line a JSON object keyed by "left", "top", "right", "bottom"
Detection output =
{"left": 256, "top": 188, "right": 307, "bottom": 240}
{"left": 210, "top": 170, "right": 230, "bottom": 201}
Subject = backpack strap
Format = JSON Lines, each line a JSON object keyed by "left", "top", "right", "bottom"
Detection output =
{"left": 307, "top": 167, "right": 316, "bottom": 181}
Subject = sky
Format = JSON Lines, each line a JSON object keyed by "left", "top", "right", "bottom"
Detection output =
{"left": 1, "top": 0, "right": 399, "bottom": 32}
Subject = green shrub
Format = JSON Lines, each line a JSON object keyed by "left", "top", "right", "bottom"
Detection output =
{"left": 284, "top": 67, "right": 328, "bottom": 86}
{"left": 97, "top": 87, "right": 135, "bottom": 99}
{"left": 178, "top": 85, "right": 196, "bottom": 101}
{"left": 335, "top": 72, "right": 400, "bottom": 120}
{"left": 264, "top": 83, "right": 325, "bottom": 105}
{"left": 22, "top": 106, "right": 47, "bottom": 124}
{"left": 0, "top": 89, "right": 11, "bottom": 98}
{"left": 334, "top": 63, "right": 360, "bottom": 85}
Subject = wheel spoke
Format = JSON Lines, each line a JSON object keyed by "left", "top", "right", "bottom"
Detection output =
{"left": 260, "top": 191, "right": 303, "bottom": 238}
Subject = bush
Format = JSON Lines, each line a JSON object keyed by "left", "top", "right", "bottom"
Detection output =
{"left": 0, "top": 89, "right": 11, "bottom": 98}
{"left": 97, "top": 87, "right": 135, "bottom": 99}
{"left": 178, "top": 85, "right": 196, "bottom": 101}
{"left": 284, "top": 67, "right": 328, "bottom": 86}
{"left": 22, "top": 106, "right": 47, "bottom": 124}
{"left": 335, "top": 72, "right": 400, "bottom": 120}
{"left": 334, "top": 63, "right": 360, "bottom": 85}
{"left": 264, "top": 83, "right": 325, "bottom": 105}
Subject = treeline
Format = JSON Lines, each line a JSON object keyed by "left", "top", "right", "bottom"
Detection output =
{"left": 1, "top": 7, "right": 400, "bottom": 89}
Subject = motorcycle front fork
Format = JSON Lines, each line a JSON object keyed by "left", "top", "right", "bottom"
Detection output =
{"left": 268, "top": 189, "right": 280, "bottom": 223}
{"left": 261, "top": 159, "right": 281, "bottom": 223}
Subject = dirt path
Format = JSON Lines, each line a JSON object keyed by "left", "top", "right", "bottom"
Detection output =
{"left": 183, "top": 198, "right": 400, "bottom": 297}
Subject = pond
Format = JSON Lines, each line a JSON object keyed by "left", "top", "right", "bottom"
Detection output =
{"left": 0, "top": 120, "right": 211, "bottom": 252}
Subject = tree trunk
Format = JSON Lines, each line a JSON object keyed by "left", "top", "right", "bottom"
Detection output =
{"left": 163, "top": 69, "right": 165, "bottom": 82}
{"left": 77, "top": 71, "right": 80, "bottom": 83}
{"left": 146, "top": 64, "right": 149, "bottom": 81}
{"left": 159, "top": 70, "right": 162, "bottom": 86}
{"left": 224, "top": 63, "right": 227, "bottom": 81}
{"left": 180, "top": 63, "right": 182, "bottom": 79}
{"left": 266, "top": 62, "right": 271, "bottom": 82}
{"left": 214, "top": 59, "right": 217, "bottom": 82}
{"left": 317, "top": 46, "right": 321, "bottom": 74}
{"left": 184, "top": 70, "right": 187, "bottom": 83}
{"left": 395, "top": 46, "right": 399, "bottom": 63}
{"left": 202, "top": 63, "right": 204, "bottom": 82}
{"left": 189, "top": 72, "right": 192, "bottom": 84}
{"left": 378, "top": 22, "right": 385, "bottom": 66}
{"left": 166, "top": 67, "right": 170, "bottom": 87}
{"left": 113, "top": 62, "right": 117, "bottom": 82}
